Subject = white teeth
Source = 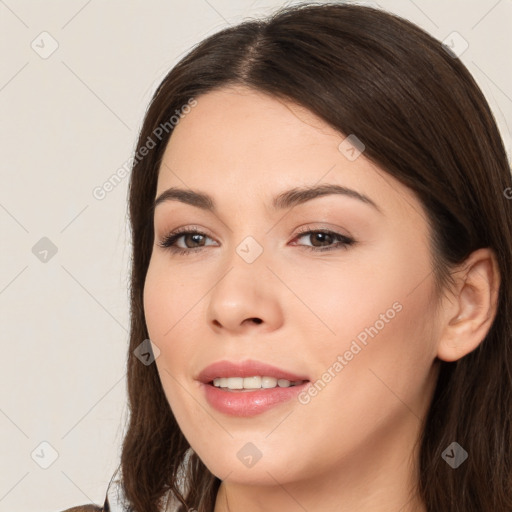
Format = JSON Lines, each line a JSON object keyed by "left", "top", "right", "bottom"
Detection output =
{"left": 262, "top": 376, "right": 277, "bottom": 388}
{"left": 212, "top": 376, "right": 305, "bottom": 390}
{"left": 244, "top": 376, "right": 262, "bottom": 389}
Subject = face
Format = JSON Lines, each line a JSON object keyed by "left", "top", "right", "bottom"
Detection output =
{"left": 143, "top": 86, "right": 441, "bottom": 490}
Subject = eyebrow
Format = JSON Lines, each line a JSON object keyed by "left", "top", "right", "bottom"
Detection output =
{"left": 152, "top": 183, "right": 382, "bottom": 215}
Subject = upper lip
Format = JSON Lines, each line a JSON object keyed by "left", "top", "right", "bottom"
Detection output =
{"left": 196, "top": 359, "right": 310, "bottom": 384}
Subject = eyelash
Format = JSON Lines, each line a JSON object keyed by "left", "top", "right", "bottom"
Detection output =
{"left": 157, "top": 225, "right": 355, "bottom": 256}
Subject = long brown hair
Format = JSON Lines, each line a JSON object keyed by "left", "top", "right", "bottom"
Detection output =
{"left": 119, "top": 3, "right": 512, "bottom": 511}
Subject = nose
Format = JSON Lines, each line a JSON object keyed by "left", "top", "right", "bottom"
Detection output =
{"left": 206, "top": 254, "right": 285, "bottom": 335}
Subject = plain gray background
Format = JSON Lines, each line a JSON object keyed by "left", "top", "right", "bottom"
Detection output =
{"left": 1, "top": 1, "right": 511, "bottom": 510}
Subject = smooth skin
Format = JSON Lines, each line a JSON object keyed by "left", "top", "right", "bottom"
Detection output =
{"left": 143, "top": 86, "right": 500, "bottom": 512}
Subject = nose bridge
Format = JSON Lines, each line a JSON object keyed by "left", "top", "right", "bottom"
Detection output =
{"left": 219, "top": 204, "right": 270, "bottom": 268}
{"left": 206, "top": 230, "right": 284, "bottom": 332}
{"left": 218, "top": 229, "right": 270, "bottom": 300}
{"left": 234, "top": 233, "right": 266, "bottom": 266}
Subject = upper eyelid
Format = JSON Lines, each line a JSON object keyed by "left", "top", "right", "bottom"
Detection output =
{"left": 161, "top": 222, "right": 350, "bottom": 237}
{"left": 164, "top": 226, "right": 344, "bottom": 237}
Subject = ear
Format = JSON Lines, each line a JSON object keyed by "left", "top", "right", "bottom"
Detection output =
{"left": 436, "top": 247, "right": 501, "bottom": 362}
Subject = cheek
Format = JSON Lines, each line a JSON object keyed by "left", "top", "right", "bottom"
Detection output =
{"left": 143, "top": 258, "right": 202, "bottom": 339}
{"left": 289, "top": 235, "right": 437, "bottom": 385}
{"left": 338, "top": 262, "right": 437, "bottom": 415}
{"left": 143, "top": 263, "right": 201, "bottom": 425}
{"left": 284, "top": 245, "right": 428, "bottom": 342}
{"left": 143, "top": 264, "right": 169, "bottom": 342}
{"left": 288, "top": 277, "right": 438, "bottom": 469}
{"left": 143, "top": 258, "right": 204, "bottom": 383}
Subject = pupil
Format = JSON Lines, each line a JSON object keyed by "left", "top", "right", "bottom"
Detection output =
{"left": 187, "top": 234, "right": 204, "bottom": 247}
{"left": 313, "top": 232, "right": 331, "bottom": 246}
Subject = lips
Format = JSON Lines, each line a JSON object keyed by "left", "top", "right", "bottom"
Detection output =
{"left": 196, "top": 359, "right": 310, "bottom": 384}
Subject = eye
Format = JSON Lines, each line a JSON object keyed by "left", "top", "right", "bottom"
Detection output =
{"left": 292, "top": 227, "right": 355, "bottom": 252}
{"left": 157, "top": 227, "right": 217, "bottom": 255}
{"left": 156, "top": 225, "right": 356, "bottom": 256}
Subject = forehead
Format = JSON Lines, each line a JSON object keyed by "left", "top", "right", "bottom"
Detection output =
{"left": 161, "top": 86, "right": 341, "bottom": 170}
{"left": 156, "top": 86, "right": 422, "bottom": 221}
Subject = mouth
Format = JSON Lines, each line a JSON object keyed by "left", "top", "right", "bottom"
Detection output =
{"left": 207, "top": 376, "right": 309, "bottom": 392}
{"left": 196, "top": 360, "right": 311, "bottom": 416}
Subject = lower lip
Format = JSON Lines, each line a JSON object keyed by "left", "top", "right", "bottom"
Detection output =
{"left": 200, "top": 381, "right": 310, "bottom": 417}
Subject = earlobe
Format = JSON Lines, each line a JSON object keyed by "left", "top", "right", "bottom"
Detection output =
{"left": 436, "top": 248, "right": 500, "bottom": 362}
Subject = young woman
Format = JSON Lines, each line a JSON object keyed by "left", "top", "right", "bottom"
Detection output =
{"left": 63, "top": 2, "right": 512, "bottom": 511}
